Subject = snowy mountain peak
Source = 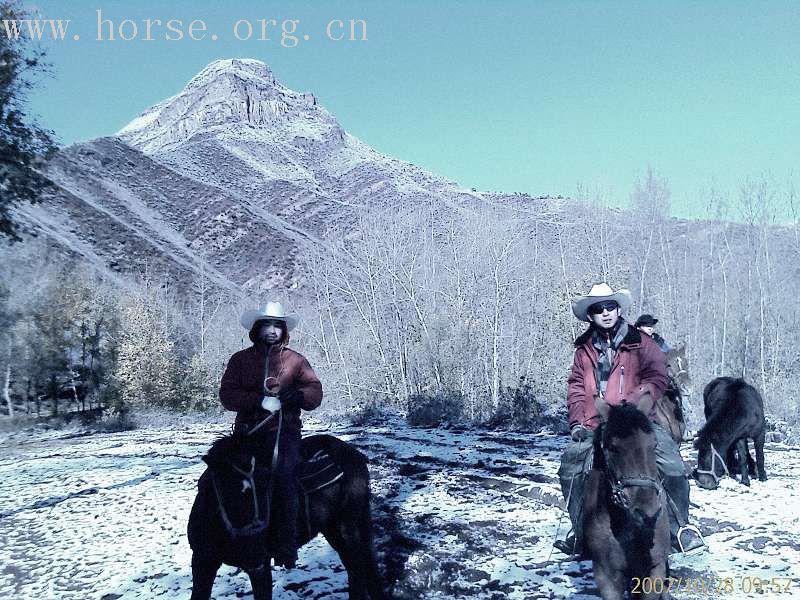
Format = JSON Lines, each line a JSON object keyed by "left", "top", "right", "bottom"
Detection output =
{"left": 118, "top": 58, "right": 327, "bottom": 153}
{"left": 186, "top": 58, "right": 276, "bottom": 89}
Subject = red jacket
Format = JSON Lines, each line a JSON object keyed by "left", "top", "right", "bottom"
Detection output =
{"left": 219, "top": 344, "right": 322, "bottom": 432}
{"left": 567, "top": 322, "right": 668, "bottom": 431}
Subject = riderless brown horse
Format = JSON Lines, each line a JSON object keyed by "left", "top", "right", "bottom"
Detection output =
{"left": 583, "top": 400, "right": 670, "bottom": 600}
{"left": 693, "top": 377, "right": 767, "bottom": 489}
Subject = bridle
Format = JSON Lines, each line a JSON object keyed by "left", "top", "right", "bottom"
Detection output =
{"left": 212, "top": 410, "right": 283, "bottom": 540}
{"left": 693, "top": 442, "right": 729, "bottom": 485}
{"left": 601, "top": 433, "right": 664, "bottom": 513}
{"left": 210, "top": 455, "right": 270, "bottom": 539}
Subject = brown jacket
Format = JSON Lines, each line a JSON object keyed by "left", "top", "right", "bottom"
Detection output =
{"left": 567, "top": 322, "right": 668, "bottom": 431}
{"left": 219, "top": 344, "right": 322, "bottom": 432}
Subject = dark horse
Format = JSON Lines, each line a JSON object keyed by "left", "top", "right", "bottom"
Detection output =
{"left": 583, "top": 401, "right": 670, "bottom": 600}
{"left": 652, "top": 344, "right": 691, "bottom": 445}
{"left": 187, "top": 432, "right": 385, "bottom": 599}
{"left": 693, "top": 377, "right": 767, "bottom": 489}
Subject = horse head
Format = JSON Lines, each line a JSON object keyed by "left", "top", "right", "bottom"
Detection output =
{"left": 584, "top": 400, "right": 670, "bottom": 599}
{"left": 692, "top": 430, "right": 728, "bottom": 490}
{"left": 202, "top": 433, "right": 273, "bottom": 545}
{"left": 595, "top": 400, "right": 663, "bottom": 518}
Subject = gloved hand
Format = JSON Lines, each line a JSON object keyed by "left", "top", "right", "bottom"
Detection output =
{"left": 570, "top": 425, "right": 589, "bottom": 442}
{"left": 278, "top": 387, "right": 304, "bottom": 409}
{"left": 261, "top": 395, "right": 281, "bottom": 412}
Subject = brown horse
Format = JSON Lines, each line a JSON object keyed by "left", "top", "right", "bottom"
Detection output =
{"left": 187, "top": 433, "right": 385, "bottom": 600}
{"left": 583, "top": 401, "right": 670, "bottom": 600}
{"left": 652, "top": 344, "right": 691, "bottom": 444}
{"left": 693, "top": 377, "right": 767, "bottom": 489}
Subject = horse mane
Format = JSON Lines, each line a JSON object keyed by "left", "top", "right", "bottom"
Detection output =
{"left": 203, "top": 433, "right": 264, "bottom": 467}
{"left": 203, "top": 432, "right": 250, "bottom": 468}
{"left": 604, "top": 403, "right": 653, "bottom": 441}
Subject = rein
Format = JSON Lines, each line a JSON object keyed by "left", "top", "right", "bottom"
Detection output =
{"left": 694, "top": 442, "right": 729, "bottom": 484}
{"left": 211, "top": 343, "right": 288, "bottom": 546}
{"left": 210, "top": 456, "right": 269, "bottom": 539}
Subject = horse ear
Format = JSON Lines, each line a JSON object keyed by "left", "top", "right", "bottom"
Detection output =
{"left": 595, "top": 396, "right": 611, "bottom": 421}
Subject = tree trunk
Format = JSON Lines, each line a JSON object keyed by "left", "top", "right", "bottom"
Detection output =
{"left": 2, "top": 363, "right": 13, "bottom": 417}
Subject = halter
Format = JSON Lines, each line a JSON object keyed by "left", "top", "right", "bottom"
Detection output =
{"left": 601, "top": 434, "right": 664, "bottom": 512}
{"left": 210, "top": 455, "right": 270, "bottom": 539}
{"left": 694, "top": 442, "right": 729, "bottom": 485}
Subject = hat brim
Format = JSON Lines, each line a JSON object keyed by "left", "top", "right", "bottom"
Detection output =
{"left": 240, "top": 310, "right": 298, "bottom": 332}
{"left": 572, "top": 289, "right": 632, "bottom": 322}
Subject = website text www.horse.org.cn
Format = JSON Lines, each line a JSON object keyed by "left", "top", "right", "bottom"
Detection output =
{"left": 0, "top": 9, "right": 368, "bottom": 47}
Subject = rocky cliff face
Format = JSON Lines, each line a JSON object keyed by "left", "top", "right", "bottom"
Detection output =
{"left": 119, "top": 59, "right": 333, "bottom": 154}
{"left": 19, "top": 58, "right": 543, "bottom": 294}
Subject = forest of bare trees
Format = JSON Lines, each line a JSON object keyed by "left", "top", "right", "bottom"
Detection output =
{"left": 1, "top": 172, "right": 798, "bottom": 430}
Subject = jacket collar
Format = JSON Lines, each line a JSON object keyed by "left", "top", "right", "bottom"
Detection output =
{"left": 574, "top": 319, "right": 642, "bottom": 348}
{"left": 248, "top": 343, "right": 284, "bottom": 358}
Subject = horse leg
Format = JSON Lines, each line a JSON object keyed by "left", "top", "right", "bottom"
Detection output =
{"left": 189, "top": 553, "right": 221, "bottom": 600}
{"left": 746, "top": 442, "right": 757, "bottom": 477}
{"left": 246, "top": 564, "right": 273, "bottom": 600}
{"left": 736, "top": 438, "right": 751, "bottom": 486}
{"left": 592, "top": 563, "right": 626, "bottom": 600}
{"left": 755, "top": 429, "right": 768, "bottom": 481}
{"left": 323, "top": 513, "right": 384, "bottom": 600}
{"left": 644, "top": 561, "right": 669, "bottom": 600}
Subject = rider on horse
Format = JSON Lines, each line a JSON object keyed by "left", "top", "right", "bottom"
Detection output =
{"left": 635, "top": 313, "right": 689, "bottom": 442}
{"left": 634, "top": 314, "right": 671, "bottom": 353}
{"left": 554, "top": 284, "right": 706, "bottom": 557}
{"left": 219, "top": 301, "right": 323, "bottom": 569}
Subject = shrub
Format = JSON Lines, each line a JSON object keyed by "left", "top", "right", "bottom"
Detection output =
{"left": 487, "top": 377, "right": 566, "bottom": 431}
{"left": 406, "top": 390, "right": 464, "bottom": 427}
{"left": 350, "top": 400, "right": 394, "bottom": 426}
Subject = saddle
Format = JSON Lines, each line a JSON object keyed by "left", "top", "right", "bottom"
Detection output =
{"left": 200, "top": 448, "right": 344, "bottom": 496}
{"left": 298, "top": 448, "right": 344, "bottom": 493}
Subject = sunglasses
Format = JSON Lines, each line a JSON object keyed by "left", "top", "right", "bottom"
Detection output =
{"left": 588, "top": 301, "right": 619, "bottom": 315}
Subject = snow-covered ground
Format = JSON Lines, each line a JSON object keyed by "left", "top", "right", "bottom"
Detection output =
{"left": 1, "top": 417, "right": 798, "bottom": 599}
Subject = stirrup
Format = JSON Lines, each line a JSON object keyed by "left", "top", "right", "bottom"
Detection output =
{"left": 677, "top": 524, "right": 707, "bottom": 555}
{"left": 553, "top": 532, "right": 581, "bottom": 557}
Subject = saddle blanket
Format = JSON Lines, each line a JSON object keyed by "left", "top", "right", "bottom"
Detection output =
{"left": 298, "top": 449, "right": 343, "bottom": 494}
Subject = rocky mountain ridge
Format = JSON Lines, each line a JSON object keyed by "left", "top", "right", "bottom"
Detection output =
{"left": 18, "top": 58, "right": 558, "bottom": 294}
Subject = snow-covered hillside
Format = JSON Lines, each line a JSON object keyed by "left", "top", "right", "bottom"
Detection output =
{"left": 0, "top": 417, "right": 797, "bottom": 599}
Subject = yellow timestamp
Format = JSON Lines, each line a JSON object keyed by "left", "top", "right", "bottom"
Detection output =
{"left": 630, "top": 575, "right": 794, "bottom": 595}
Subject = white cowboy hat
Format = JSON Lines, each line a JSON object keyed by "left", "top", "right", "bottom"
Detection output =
{"left": 571, "top": 283, "right": 632, "bottom": 322}
{"left": 239, "top": 301, "right": 299, "bottom": 331}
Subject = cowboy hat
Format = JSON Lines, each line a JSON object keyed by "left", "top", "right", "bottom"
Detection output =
{"left": 635, "top": 314, "right": 658, "bottom": 327}
{"left": 571, "top": 283, "right": 632, "bottom": 322}
{"left": 240, "top": 301, "right": 299, "bottom": 331}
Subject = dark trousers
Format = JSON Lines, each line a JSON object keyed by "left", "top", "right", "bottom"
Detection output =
{"left": 265, "top": 426, "right": 302, "bottom": 559}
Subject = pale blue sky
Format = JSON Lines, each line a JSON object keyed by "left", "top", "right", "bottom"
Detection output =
{"left": 24, "top": 1, "right": 800, "bottom": 217}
